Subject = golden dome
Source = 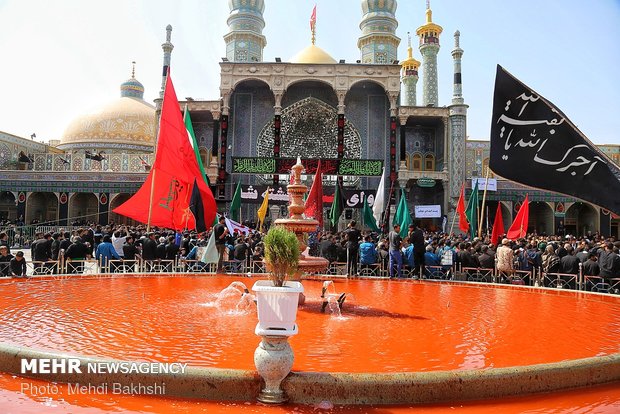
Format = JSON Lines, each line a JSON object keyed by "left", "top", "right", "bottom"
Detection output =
{"left": 58, "top": 97, "right": 155, "bottom": 152}
{"left": 290, "top": 44, "right": 337, "bottom": 64}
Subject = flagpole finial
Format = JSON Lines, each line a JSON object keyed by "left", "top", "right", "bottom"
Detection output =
{"left": 310, "top": 5, "right": 317, "bottom": 45}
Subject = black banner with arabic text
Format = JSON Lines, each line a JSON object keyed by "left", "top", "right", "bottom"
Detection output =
{"left": 238, "top": 184, "right": 376, "bottom": 208}
{"left": 489, "top": 65, "right": 620, "bottom": 214}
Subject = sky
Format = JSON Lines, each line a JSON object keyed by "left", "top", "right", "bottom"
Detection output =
{"left": 0, "top": 0, "right": 619, "bottom": 145}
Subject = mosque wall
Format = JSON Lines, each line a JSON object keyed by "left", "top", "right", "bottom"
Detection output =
{"left": 228, "top": 82, "right": 275, "bottom": 181}
{"left": 344, "top": 83, "right": 389, "bottom": 190}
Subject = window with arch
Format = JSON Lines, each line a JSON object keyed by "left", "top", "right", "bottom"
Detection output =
{"left": 424, "top": 154, "right": 435, "bottom": 171}
{"left": 412, "top": 153, "right": 422, "bottom": 171}
{"left": 199, "top": 148, "right": 210, "bottom": 167}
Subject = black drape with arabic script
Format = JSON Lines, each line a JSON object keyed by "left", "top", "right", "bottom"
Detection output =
{"left": 489, "top": 65, "right": 620, "bottom": 214}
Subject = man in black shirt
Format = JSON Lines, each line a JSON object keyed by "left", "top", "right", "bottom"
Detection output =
{"left": 141, "top": 233, "right": 158, "bottom": 272}
{"left": 213, "top": 216, "right": 229, "bottom": 273}
{"left": 9, "top": 251, "right": 27, "bottom": 278}
{"left": 344, "top": 220, "right": 361, "bottom": 276}
{"left": 0, "top": 246, "right": 13, "bottom": 277}
{"left": 64, "top": 237, "right": 89, "bottom": 274}
{"left": 122, "top": 236, "right": 139, "bottom": 273}
{"left": 320, "top": 235, "right": 338, "bottom": 263}
{"left": 0, "top": 231, "right": 10, "bottom": 254}
{"left": 59, "top": 232, "right": 72, "bottom": 253}
{"left": 410, "top": 223, "right": 425, "bottom": 278}
{"left": 388, "top": 224, "right": 403, "bottom": 278}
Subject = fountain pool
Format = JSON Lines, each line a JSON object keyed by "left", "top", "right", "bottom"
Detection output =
{"left": 0, "top": 274, "right": 618, "bottom": 407}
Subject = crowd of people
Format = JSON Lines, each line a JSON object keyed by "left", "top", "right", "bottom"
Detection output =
{"left": 1, "top": 218, "right": 619, "bottom": 290}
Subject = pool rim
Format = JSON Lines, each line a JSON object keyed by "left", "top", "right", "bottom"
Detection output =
{"left": 0, "top": 273, "right": 618, "bottom": 405}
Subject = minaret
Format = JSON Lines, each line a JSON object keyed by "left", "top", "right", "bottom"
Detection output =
{"left": 416, "top": 1, "right": 442, "bottom": 106}
{"left": 224, "top": 0, "right": 266, "bottom": 62}
{"left": 159, "top": 25, "right": 173, "bottom": 100}
{"left": 358, "top": 0, "right": 400, "bottom": 64}
{"left": 448, "top": 29, "right": 468, "bottom": 221}
{"left": 154, "top": 25, "right": 173, "bottom": 145}
{"left": 400, "top": 33, "right": 421, "bottom": 106}
{"left": 451, "top": 30, "right": 464, "bottom": 105}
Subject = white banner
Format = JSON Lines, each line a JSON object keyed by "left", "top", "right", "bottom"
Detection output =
{"left": 472, "top": 178, "right": 497, "bottom": 192}
{"left": 414, "top": 205, "right": 441, "bottom": 218}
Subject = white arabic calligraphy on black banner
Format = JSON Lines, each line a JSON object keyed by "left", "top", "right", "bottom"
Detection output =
{"left": 489, "top": 65, "right": 620, "bottom": 214}
{"left": 238, "top": 185, "right": 375, "bottom": 208}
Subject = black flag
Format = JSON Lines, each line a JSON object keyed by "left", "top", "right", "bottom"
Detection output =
{"left": 189, "top": 178, "right": 207, "bottom": 232}
{"left": 490, "top": 65, "right": 620, "bottom": 215}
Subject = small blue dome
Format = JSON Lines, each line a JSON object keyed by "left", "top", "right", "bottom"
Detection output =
{"left": 120, "top": 77, "right": 144, "bottom": 99}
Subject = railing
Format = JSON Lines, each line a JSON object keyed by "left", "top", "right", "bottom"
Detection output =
{"left": 2, "top": 255, "right": 618, "bottom": 296}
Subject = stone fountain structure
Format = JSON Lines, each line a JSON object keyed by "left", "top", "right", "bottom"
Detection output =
{"left": 253, "top": 158, "right": 329, "bottom": 404}
{"left": 273, "top": 157, "right": 329, "bottom": 278}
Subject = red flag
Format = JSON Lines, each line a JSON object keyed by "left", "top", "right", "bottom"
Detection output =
{"left": 304, "top": 160, "right": 323, "bottom": 226}
{"left": 310, "top": 5, "right": 316, "bottom": 30}
{"left": 507, "top": 194, "right": 529, "bottom": 239}
{"left": 490, "top": 203, "right": 504, "bottom": 246}
{"left": 456, "top": 184, "right": 469, "bottom": 233}
{"left": 114, "top": 71, "right": 216, "bottom": 230}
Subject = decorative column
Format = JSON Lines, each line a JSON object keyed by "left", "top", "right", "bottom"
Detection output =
{"left": 399, "top": 116, "right": 407, "bottom": 171}
{"left": 217, "top": 112, "right": 229, "bottom": 199}
{"left": 98, "top": 193, "right": 109, "bottom": 225}
{"left": 58, "top": 192, "right": 69, "bottom": 226}
{"left": 337, "top": 114, "right": 345, "bottom": 159}
{"left": 16, "top": 192, "right": 26, "bottom": 224}
{"left": 211, "top": 119, "right": 220, "bottom": 161}
{"left": 389, "top": 116, "right": 397, "bottom": 183}
{"left": 272, "top": 113, "right": 282, "bottom": 186}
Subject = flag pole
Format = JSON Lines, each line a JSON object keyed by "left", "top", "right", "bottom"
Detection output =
{"left": 382, "top": 178, "right": 396, "bottom": 234}
{"left": 478, "top": 168, "right": 491, "bottom": 238}
{"left": 448, "top": 206, "right": 458, "bottom": 235}
{"left": 448, "top": 182, "right": 462, "bottom": 235}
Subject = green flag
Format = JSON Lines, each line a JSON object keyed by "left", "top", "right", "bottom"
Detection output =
{"left": 465, "top": 180, "right": 479, "bottom": 238}
{"left": 395, "top": 188, "right": 412, "bottom": 238}
{"left": 363, "top": 194, "right": 380, "bottom": 232}
{"left": 184, "top": 106, "right": 210, "bottom": 186}
{"left": 329, "top": 179, "right": 345, "bottom": 228}
{"left": 230, "top": 181, "right": 242, "bottom": 222}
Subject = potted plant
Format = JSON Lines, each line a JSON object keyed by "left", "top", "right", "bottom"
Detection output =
{"left": 252, "top": 226, "right": 303, "bottom": 333}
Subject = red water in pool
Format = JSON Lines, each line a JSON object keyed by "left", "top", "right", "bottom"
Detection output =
{"left": 0, "top": 276, "right": 618, "bottom": 373}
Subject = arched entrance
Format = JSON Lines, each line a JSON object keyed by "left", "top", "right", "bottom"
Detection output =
{"left": 0, "top": 191, "right": 16, "bottom": 222}
{"left": 26, "top": 192, "right": 58, "bottom": 225}
{"left": 109, "top": 194, "right": 138, "bottom": 226}
{"left": 565, "top": 202, "right": 598, "bottom": 236}
{"left": 528, "top": 201, "right": 554, "bottom": 236}
{"left": 68, "top": 193, "right": 98, "bottom": 225}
